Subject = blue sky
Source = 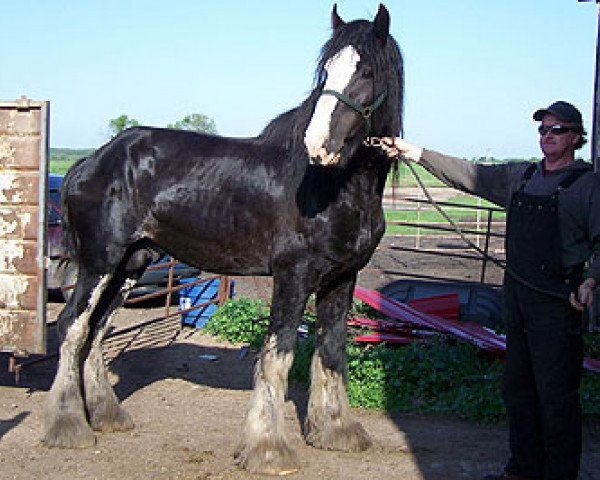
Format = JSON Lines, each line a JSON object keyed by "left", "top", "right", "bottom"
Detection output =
{"left": 4, "top": 1, "right": 598, "bottom": 159}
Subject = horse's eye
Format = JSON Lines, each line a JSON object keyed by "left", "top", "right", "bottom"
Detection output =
{"left": 361, "top": 68, "right": 373, "bottom": 79}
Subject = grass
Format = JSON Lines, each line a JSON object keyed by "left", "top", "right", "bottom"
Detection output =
{"left": 386, "top": 162, "right": 507, "bottom": 235}
{"left": 50, "top": 160, "right": 78, "bottom": 175}
{"left": 390, "top": 162, "right": 443, "bottom": 187}
{"left": 49, "top": 148, "right": 93, "bottom": 174}
{"left": 384, "top": 194, "right": 506, "bottom": 235}
{"left": 205, "top": 297, "right": 600, "bottom": 423}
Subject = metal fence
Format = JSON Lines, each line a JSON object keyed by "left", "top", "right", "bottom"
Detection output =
{"left": 380, "top": 194, "right": 507, "bottom": 286}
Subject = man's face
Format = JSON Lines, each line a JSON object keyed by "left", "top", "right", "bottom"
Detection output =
{"left": 539, "top": 113, "right": 580, "bottom": 159}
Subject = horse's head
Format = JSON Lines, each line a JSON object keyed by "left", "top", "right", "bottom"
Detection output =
{"left": 304, "top": 4, "right": 403, "bottom": 167}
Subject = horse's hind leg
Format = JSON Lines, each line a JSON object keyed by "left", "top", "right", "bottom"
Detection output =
{"left": 84, "top": 316, "right": 133, "bottom": 433}
{"left": 234, "top": 274, "right": 309, "bottom": 475}
{"left": 83, "top": 250, "right": 151, "bottom": 432}
{"left": 83, "top": 283, "right": 133, "bottom": 432}
{"left": 304, "top": 275, "right": 372, "bottom": 452}
{"left": 43, "top": 270, "right": 114, "bottom": 448}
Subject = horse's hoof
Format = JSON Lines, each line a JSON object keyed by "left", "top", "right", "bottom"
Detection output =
{"left": 42, "top": 414, "right": 97, "bottom": 449}
{"left": 305, "top": 420, "right": 372, "bottom": 452}
{"left": 89, "top": 405, "right": 134, "bottom": 433}
{"left": 234, "top": 438, "right": 300, "bottom": 475}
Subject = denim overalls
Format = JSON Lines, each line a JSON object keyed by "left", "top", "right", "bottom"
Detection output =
{"left": 503, "top": 164, "right": 590, "bottom": 480}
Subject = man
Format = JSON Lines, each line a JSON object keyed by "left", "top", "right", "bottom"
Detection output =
{"left": 382, "top": 101, "right": 600, "bottom": 480}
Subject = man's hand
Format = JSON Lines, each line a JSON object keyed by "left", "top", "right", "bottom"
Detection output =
{"left": 380, "top": 137, "right": 423, "bottom": 162}
{"left": 570, "top": 277, "right": 598, "bottom": 311}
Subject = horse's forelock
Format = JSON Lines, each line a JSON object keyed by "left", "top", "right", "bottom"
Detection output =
{"left": 315, "top": 20, "right": 371, "bottom": 86}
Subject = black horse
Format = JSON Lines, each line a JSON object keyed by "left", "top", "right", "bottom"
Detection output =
{"left": 44, "top": 4, "right": 403, "bottom": 475}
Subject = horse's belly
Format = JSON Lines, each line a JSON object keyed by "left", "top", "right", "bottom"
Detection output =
{"left": 149, "top": 218, "right": 274, "bottom": 276}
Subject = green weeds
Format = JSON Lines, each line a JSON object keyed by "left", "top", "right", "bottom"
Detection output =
{"left": 203, "top": 297, "right": 600, "bottom": 423}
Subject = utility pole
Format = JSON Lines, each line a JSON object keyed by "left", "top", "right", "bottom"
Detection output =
{"left": 579, "top": 0, "right": 600, "bottom": 171}
{"left": 580, "top": 1, "right": 600, "bottom": 330}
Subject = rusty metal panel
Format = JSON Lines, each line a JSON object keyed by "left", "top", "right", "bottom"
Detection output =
{"left": 0, "top": 97, "right": 49, "bottom": 355}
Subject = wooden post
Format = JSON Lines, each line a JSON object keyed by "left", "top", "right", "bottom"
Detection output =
{"left": 217, "top": 275, "right": 231, "bottom": 305}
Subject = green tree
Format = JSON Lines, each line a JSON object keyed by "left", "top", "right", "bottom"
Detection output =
{"left": 167, "top": 113, "right": 217, "bottom": 134}
{"left": 108, "top": 114, "right": 140, "bottom": 138}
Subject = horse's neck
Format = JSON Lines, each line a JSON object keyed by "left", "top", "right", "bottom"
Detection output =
{"left": 315, "top": 148, "right": 390, "bottom": 195}
{"left": 258, "top": 93, "right": 316, "bottom": 147}
{"left": 349, "top": 148, "right": 390, "bottom": 196}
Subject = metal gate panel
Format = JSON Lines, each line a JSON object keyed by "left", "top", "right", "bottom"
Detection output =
{"left": 0, "top": 98, "right": 49, "bottom": 355}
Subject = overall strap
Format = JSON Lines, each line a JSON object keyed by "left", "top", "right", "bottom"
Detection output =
{"left": 517, "top": 163, "right": 537, "bottom": 190}
{"left": 518, "top": 162, "right": 592, "bottom": 193}
{"left": 557, "top": 164, "right": 593, "bottom": 191}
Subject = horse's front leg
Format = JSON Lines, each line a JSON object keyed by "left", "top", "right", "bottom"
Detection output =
{"left": 234, "top": 273, "right": 309, "bottom": 475}
{"left": 304, "top": 275, "right": 372, "bottom": 451}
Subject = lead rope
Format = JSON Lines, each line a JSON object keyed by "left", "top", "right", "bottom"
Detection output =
{"left": 365, "top": 137, "right": 571, "bottom": 301}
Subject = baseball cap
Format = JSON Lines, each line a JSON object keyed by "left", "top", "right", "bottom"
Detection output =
{"left": 533, "top": 101, "right": 584, "bottom": 131}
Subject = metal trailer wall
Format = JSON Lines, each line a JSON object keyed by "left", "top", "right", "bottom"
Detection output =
{"left": 0, "top": 97, "right": 49, "bottom": 356}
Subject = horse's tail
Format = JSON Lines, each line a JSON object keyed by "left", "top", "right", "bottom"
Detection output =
{"left": 59, "top": 156, "right": 88, "bottom": 264}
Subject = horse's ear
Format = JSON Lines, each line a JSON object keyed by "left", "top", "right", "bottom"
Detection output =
{"left": 373, "top": 4, "right": 390, "bottom": 45}
{"left": 332, "top": 4, "right": 345, "bottom": 29}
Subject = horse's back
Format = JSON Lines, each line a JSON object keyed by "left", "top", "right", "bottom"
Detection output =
{"left": 62, "top": 127, "right": 300, "bottom": 274}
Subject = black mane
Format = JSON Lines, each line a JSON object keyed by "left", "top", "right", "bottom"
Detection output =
{"left": 257, "top": 94, "right": 318, "bottom": 153}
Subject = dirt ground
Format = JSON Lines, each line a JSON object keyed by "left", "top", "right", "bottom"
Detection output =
{"left": 2, "top": 230, "right": 600, "bottom": 479}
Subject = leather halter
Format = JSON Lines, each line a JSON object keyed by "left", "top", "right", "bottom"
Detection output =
{"left": 321, "top": 89, "right": 388, "bottom": 135}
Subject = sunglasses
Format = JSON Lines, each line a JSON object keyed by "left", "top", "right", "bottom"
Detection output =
{"left": 538, "top": 124, "right": 578, "bottom": 136}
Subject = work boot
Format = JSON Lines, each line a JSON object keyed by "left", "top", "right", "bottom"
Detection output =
{"left": 483, "top": 473, "right": 537, "bottom": 480}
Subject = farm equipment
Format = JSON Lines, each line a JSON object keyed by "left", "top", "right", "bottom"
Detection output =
{"left": 351, "top": 285, "right": 600, "bottom": 373}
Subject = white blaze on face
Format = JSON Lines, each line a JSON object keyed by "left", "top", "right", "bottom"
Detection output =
{"left": 304, "top": 45, "right": 361, "bottom": 164}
